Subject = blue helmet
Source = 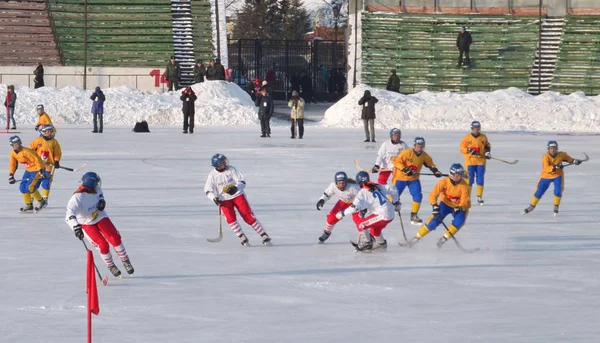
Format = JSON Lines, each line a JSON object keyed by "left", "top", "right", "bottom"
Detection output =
{"left": 40, "top": 124, "right": 55, "bottom": 138}
{"left": 471, "top": 121, "right": 481, "bottom": 129}
{"left": 449, "top": 163, "right": 465, "bottom": 177}
{"left": 390, "top": 128, "right": 401, "bottom": 142}
{"left": 547, "top": 140, "right": 558, "bottom": 149}
{"left": 356, "top": 171, "right": 370, "bottom": 186}
{"left": 334, "top": 171, "right": 348, "bottom": 184}
{"left": 81, "top": 172, "right": 102, "bottom": 190}
{"left": 414, "top": 137, "right": 426, "bottom": 146}
{"left": 211, "top": 153, "right": 229, "bottom": 170}
{"left": 9, "top": 135, "right": 21, "bottom": 146}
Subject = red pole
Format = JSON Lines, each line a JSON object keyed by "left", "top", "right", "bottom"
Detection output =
{"left": 87, "top": 292, "right": 92, "bottom": 343}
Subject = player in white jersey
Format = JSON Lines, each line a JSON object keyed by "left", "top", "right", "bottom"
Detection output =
{"left": 371, "top": 128, "right": 408, "bottom": 184}
{"left": 335, "top": 171, "right": 401, "bottom": 251}
{"left": 65, "top": 172, "right": 134, "bottom": 277}
{"left": 316, "top": 171, "right": 361, "bottom": 243}
{"left": 204, "top": 153, "right": 271, "bottom": 246}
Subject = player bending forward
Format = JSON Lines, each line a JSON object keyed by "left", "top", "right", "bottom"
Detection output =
{"left": 8, "top": 135, "right": 47, "bottom": 212}
{"left": 407, "top": 163, "right": 470, "bottom": 248}
{"left": 371, "top": 128, "right": 408, "bottom": 185}
{"left": 523, "top": 140, "right": 583, "bottom": 216}
{"left": 204, "top": 154, "right": 272, "bottom": 246}
{"left": 335, "top": 171, "right": 400, "bottom": 252}
{"left": 316, "top": 171, "right": 361, "bottom": 243}
{"left": 66, "top": 172, "right": 134, "bottom": 277}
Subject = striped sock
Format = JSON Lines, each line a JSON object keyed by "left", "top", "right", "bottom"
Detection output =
{"left": 251, "top": 220, "right": 265, "bottom": 235}
{"left": 114, "top": 244, "right": 129, "bottom": 261}
{"left": 229, "top": 221, "right": 243, "bottom": 236}
{"left": 101, "top": 252, "right": 114, "bottom": 267}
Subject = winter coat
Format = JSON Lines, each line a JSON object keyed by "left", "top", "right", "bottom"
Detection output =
{"left": 4, "top": 90, "right": 16, "bottom": 108}
{"left": 255, "top": 93, "right": 274, "bottom": 120}
{"left": 34, "top": 65, "right": 44, "bottom": 88}
{"left": 456, "top": 31, "right": 473, "bottom": 50}
{"left": 166, "top": 61, "right": 180, "bottom": 81}
{"left": 180, "top": 91, "right": 197, "bottom": 115}
{"left": 90, "top": 90, "right": 105, "bottom": 114}
{"left": 205, "top": 66, "right": 218, "bottom": 80}
{"left": 358, "top": 90, "right": 378, "bottom": 120}
{"left": 215, "top": 63, "right": 226, "bottom": 81}
{"left": 193, "top": 64, "right": 206, "bottom": 83}
{"left": 288, "top": 97, "right": 305, "bottom": 119}
{"left": 386, "top": 74, "right": 400, "bottom": 92}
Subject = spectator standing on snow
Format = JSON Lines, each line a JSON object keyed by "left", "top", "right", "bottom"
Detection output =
{"left": 255, "top": 87, "right": 274, "bottom": 138}
{"left": 215, "top": 58, "right": 226, "bottom": 81}
{"left": 300, "top": 71, "right": 314, "bottom": 103}
{"left": 288, "top": 90, "right": 304, "bottom": 139}
{"left": 205, "top": 59, "right": 217, "bottom": 80}
{"left": 457, "top": 26, "right": 473, "bottom": 68}
{"left": 193, "top": 60, "right": 206, "bottom": 83}
{"left": 165, "top": 56, "right": 180, "bottom": 91}
{"left": 386, "top": 69, "right": 400, "bottom": 93}
{"left": 4, "top": 85, "right": 17, "bottom": 130}
{"left": 358, "top": 90, "right": 378, "bottom": 143}
{"left": 34, "top": 62, "right": 44, "bottom": 89}
{"left": 181, "top": 87, "right": 197, "bottom": 134}
{"left": 90, "top": 86, "right": 105, "bottom": 133}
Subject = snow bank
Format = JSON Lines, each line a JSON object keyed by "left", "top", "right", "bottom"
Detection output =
{"left": 323, "top": 85, "right": 600, "bottom": 132}
{"left": 0, "top": 81, "right": 258, "bottom": 127}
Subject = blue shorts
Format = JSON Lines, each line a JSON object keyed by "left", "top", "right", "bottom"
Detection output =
{"left": 40, "top": 170, "right": 53, "bottom": 190}
{"left": 19, "top": 170, "right": 43, "bottom": 194}
{"left": 534, "top": 176, "right": 563, "bottom": 198}
{"left": 467, "top": 165, "right": 485, "bottom": 187}
{"left": 395, "top": 179, "right": 422, "bottom": 203}
{"left": 425, "top": 202, "right": 467, "bottom": 231}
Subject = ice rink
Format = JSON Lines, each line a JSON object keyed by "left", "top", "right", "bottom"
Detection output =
{"left": 1, "top": 125, "right": 598, "bottom": 342}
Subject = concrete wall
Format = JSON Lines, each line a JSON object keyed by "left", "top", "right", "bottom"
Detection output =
{"left": 0, "top": 67, "right": 174, "bottom": 91}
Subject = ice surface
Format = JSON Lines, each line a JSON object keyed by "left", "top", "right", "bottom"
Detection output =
{"left": 1, "top": 125, "right": 599, "bottom": 342}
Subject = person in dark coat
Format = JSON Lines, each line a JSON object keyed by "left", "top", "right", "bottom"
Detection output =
{"left": 290, "top": 72, "right": 301, "bottom": 93}
{"left": 300, "top": 71, "right": 314, "bottom": 103}
{"left": 255, "top": 87, "right": 274, "bottom": 138}
{"left": 193, "top": 60, "right": 206, "bottom": 83}
{"left": 456, "top": 26, "right": 473, "bottom": 67}
{"left": 4, "top": 85, "right": 17, "bottom": 130}
{"left": 358, "top": 90, "right": 378, "bottom": 142}
{"left": 180, "top": 87, "right": 197, "bottom": 134}
{"left": 386, "top": 69, "right": 400, "bottom": 93}
{"left": 215, "top": 58, "right": 226, "bottom": 81}
{"left": 165, "top": 56, "right": 180, "bottom": 91}
{"left": 90, "top": 86, "right": 106, "bottom": 133}
{"left": 33, "top": 62, "right": 44, "bottom": 89}
{"left": 205, "top": 59, "right": 217, "bottom": 81}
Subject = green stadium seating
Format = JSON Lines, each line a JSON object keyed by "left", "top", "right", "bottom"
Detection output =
{"left": 361, "top": 13, "right": 540, "bottom": 93}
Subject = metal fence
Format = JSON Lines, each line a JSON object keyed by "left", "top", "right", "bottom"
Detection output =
{"left": 228, "top": 39, "right": 347, "bottom": 101}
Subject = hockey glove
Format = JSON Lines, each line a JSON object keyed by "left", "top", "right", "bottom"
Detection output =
{"left": 393, "top": 201, "right": 401, "bottom": 212}
{"left": 97, "top": 199, "right": 106, "bottom": 211}
{"left": 8, "top": 174, "right": 15, "bottom": 184}
{"left": 573, "top": 159, "right": 582, "bottom": 165}
{"left": 453, "top": 206, "right": 464, "bottom": 214}
{"left": 38, "top": 171, "right": 46, "bottom": 179}
{"left": 54, "top": 160, "right": 60, "bottom": 168}
{"left": 484, "top": 152, "right": 491, "bottom": 160}
{"left": 431, "top": 168, "right": 442, "bottom": 178}
{"left": 34, "top": 124, "right": 40, "bottom": 131}
{"left": 467, "top": 148, "right": 480, "bottom": 156}
{"left": 73, "top": 224, "right": 84, "bottom": 240}
{"left": 335, "top": 211, "right": 345, "bottom": 220}
{"left": 212, "top": 198, "right": 222, "bottom": 206}
{"left": 402, "top": 167, "right": 415, "bottom": 176}
{"left": 316, "top": 199, "right": 325, "bottom": 211}
{"left": 432, "top": 204, "right": 440, "bottom": 217}
{"left": 552, "top": 164, "right": 564, "bottom": 172}
{"left": 223, "top": 184, "right": 238, "bottom": 195}
{"left": 371, "top": 165, "right": 380, "bottom": 173}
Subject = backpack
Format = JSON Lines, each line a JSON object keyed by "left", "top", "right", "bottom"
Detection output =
{"left": 132, "top": 120, "right": 150, "bottom": 133}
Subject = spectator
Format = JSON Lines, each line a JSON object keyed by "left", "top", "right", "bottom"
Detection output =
{"left": 205, "top": 59, "right": 217, "bottom": 80}
{"left": 288, "top": 90, "right": 304, "bottom": 139}
{"left": 336, "top": 68, "right": 346, "bottom": 94}
{"left": 215, "top": 58, "right": 226, "bottom": 80}
{"left": 165, "top": 55, "right": 180, "bottom": 91}
{"left": 358, "top": 90, "right": 378, "bottom": 143}
{"left": 90, "top": 86, "right": 105, "bottom": 133}
{"left": 33, "top": 62, "right": 44, "bottom": 89}
{"left": 4, "top": 85, "right": 17, "bottom": 130}
{"left": 320, "top": 65, "right": 330, "bottom": 93}
{"left": 180, "top": 87, "right": 197, "bottom": 134}
{"left": 246, "top": 78, "right": 256, "bottom": 100}
{"left": 261, "top": 80, "right": 272, "bottom": 94}
{"left": 255, "top": 87, "right": 274, "bottom": 138}
{"left": 290, "top": 72, "right": 301, "bottom": 93}
{"left": 265, "top": 65, "right": 276, "bottom": 84}
{"left": 300, "top": 71, "right": 314, "bottom": 103}
{"left": 386, "top": 69, "right": 400, "bottom": 93}
{"left": 456, "top": 26, "right": 473, "bottom": 67}
{"left": 193, "top": 60, "right": 206, "bottom": 83}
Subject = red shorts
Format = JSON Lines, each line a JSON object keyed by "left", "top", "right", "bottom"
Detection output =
{"left": 377, "top": 170, "right": 392, "bottom": 185}
{"left": 352, "top": 213, "right": 392, "bottom": 237}
{"left": 220, "top": 195, "right": 257, "bottom": 225}
{"left": 83, "top": 217, "right": 122, "bottom": 254}
{"left": 326, "top": 200, "right": 353, "bottom": 225}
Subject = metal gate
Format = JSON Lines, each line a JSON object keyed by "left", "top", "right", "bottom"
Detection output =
{"left": 228, "top": 39, "right": 346, "bottom": 101}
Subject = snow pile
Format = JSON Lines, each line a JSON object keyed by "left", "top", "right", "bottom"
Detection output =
{"left": 0, "top": 81, "right": 258, "bottom": 127}
{"left": 323, "top": 85, "right": 600, "bottom": 132}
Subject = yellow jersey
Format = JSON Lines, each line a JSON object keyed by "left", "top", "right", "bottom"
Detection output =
{"left": 37, "top": 112, "right": 54, "bottom": 127}
{"left": 540, "top": 151, "right": 573, "bottom": 179}
{"left": 392, "top": 148, "right": 437, "bottom": 183}
{"left": 430, "top": 177, "right": 471, "bottom": 209}
{"left": 9, "top": 147, "right": 44, "bottom": 174}
{"left": 29, "top": 137, "right": 62, "bottom": 171}
{"left": 460, "top": 133, "right": 490, "bottom": 166}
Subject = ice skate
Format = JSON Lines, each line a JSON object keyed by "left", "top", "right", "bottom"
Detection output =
{"left": 553, "top": 205, "right": 559, "bottom": 217}
{"left": 318, "top": 230, "right": 331, "bottom": 243}
{"left": 34, "top": 198, "right": 48, "bottom": 212}
{"left": 238, "top": 233, "right": 249, "bottom": 246}
{"left": 261, "top": 232, "right": 272, "bottom": 246}
{"left": 20, "top": 203, "right": 34, "bottom": 213}
{"left": 108, "top": 264, "right": 122, "bottom": 278}
{"left": 410, "top": 213, "right": 423, "bottom": 225}
{"left": 373, "top": 237, "right": 387, "bottom": 251}
{"left": 477, "top": 196, "right": 484, "bottom": 206}
{"left": 122, "top": 259, "right": 134, "bottom": 275}
{"left": 436, "top": 236, "right": 448, "bottom": 248}
{"left": 522, "top": 204, "right": 535, "bottom": 215}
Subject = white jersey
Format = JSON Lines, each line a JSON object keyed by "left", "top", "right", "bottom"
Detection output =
{"left": 375, "top": 140, "right": 408, "bottom": 170}
{"left": 345, "top": 184, "right": 399, "bottom": 221}
{"left": 204, "top": 165, "right": 247, "bottom": 201}
{"left": 320, "top": 182, "right": 361, "bottom": 204}
{"left": 65, "top": 187, "right": 107, "bottom": 227}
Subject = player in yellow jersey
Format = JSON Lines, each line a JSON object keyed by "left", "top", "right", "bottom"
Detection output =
{"left": 460, "top": 121, "right": 490, "bottom": 205}
{"left": 35, "top": 104, "right": 54, "bottom": 131}
{"left": 8, "top": 135, "right": 47, "bottom": 212}
{"left": 407, "top": 163, "right": 471, "bottom": 248}
{"left": 523, "top": 140, "right": 583, "bottom": 216}
{"left": 29, "top": 124, "right": 62, "bottom": 204}
{"left": 391, "top": 137, "right": 442, "bottom": 225}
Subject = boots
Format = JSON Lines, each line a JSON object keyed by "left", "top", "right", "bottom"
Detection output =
{"left": 436, "top": 236, "right": 448, "bottom": 248}
{"left": 122, "top": 259, "right": 134, "bottom": 275}
{"left": 108, "top": 264, "right": 122, "bottom": 277}
{"left": 523, "top": 204, "right": 535, "bottom": 215}
{"left": 20, "top": 203, "right": 34, "bottom": 213}
{"left": 238, "top": 233, "right": 249, "bottom": 246}
{"left": 318, "top": 230, "right": 332, "bottom": 243}
{"left": 410, "top": 213, "right": 423, "bottom": 225}
{"left": 261, "top": 232, "right": 272, "bottom": 246}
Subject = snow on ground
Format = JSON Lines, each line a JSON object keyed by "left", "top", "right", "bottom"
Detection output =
{"left": 1, "top": 125, "right": 599, "bottom": 342}
{"left": 323, "top": 85, "right": 600, "bottom": 133}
